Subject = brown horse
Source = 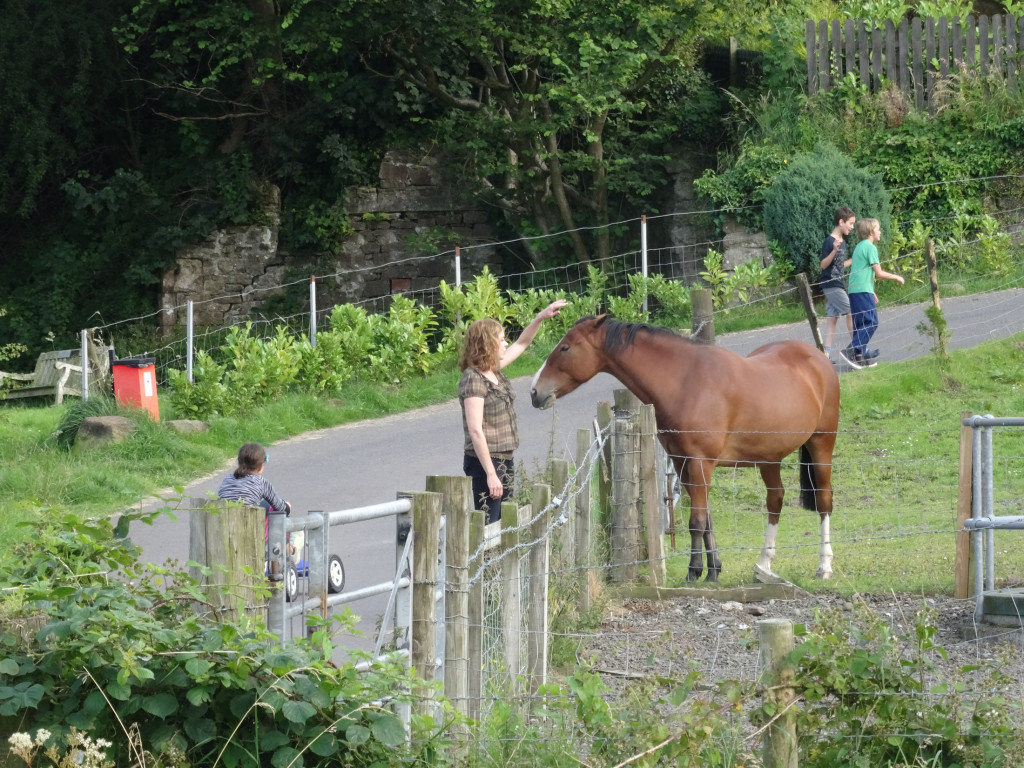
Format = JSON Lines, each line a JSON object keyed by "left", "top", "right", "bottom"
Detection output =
{"left": 531, "top": 315, "right": 840, "bottom": 582}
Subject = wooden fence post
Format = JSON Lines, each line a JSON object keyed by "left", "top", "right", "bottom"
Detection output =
{"left": 596, "top": 400, "right": 613, "bottom": 530}
{"left": 467, "top": 509, "right": 485, "bottom": 721}
{"left": 955, "top": 412, "right": 975, "bottom": 599}
{"left": 610, "top": 415, "right": 640, "bottom": 583}
{"left": 409, "top": 490, "right": 443, "bottom": 717}
{"left": 425, "top": 476, "right": 471, "bottom": 719}
{"left": 188, "top": 499, "right": 264, "bottom": 623}
{"left": 795, "top": 273, "right": 824, "bottom": 352}
{"left": 690, "top": 288, "right": 716, "bottom": 345}
{"left": 576, "top": 427, "right": 593, "bottom": 615}
{"left": 528, "top": 483, "right": 552, "bottom": 695}
{"left": 500, "top": 500, "right": 521, "bottom": 691}
{"left": 549, "top": 457, "right": 571, "bottom": 561}
{"left": 639, "top": 404, "right": 666, "bottom": 588}
{"left": 758, "top": 619, "right": 798, "bottom": 768}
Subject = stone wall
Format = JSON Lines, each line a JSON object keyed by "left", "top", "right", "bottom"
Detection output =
{"left": 159, "top": 150, "right": 501, "bottom": 334}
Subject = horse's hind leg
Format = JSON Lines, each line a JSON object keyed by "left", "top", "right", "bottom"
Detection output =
{"left": 802, "top": 439, "right": 836, "bottom": 579}
{"left": 755, "top": 462, "right": 784, "bottom": 581}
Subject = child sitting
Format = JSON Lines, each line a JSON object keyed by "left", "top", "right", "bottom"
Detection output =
{"left": 217, "top": 442, "right": 292, "bottom": 517}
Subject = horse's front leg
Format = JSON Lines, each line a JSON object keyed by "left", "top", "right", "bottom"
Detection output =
{"left": 682, "top": 459, "right": 717, "bottom": 582}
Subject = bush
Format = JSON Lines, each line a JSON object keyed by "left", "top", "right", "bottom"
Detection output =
{"left": 762, "top": 143, "right": 892, "bottom": 280}
{"left": 0, "top": 506, "right": 450, "bottom": 767}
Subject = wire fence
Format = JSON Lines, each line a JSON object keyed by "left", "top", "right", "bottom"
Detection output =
{"left": 67, "top": 172, "right": 1022, "bottom": 390}
{"left": 428, "top": 418, "right": 1024, "bottom": 757}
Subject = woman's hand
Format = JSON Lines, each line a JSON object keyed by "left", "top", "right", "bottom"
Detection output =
{"left": 486, "top": 471, "right": 503, "bottom": 499}
{"left": 538, "top": 299, "right": 568, "bottom": 321}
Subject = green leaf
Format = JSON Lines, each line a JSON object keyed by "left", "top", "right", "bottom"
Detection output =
{"left": 260, "top": 730, "right": 290, "bottom": 751}
{"left": 281, "top": 699, "right": 316, "bottom": 723}
{"left": 106, "top": 680, "right": 132, "bottom": 701}
{"left": 346, "top": 724, "right": 371, "bottom": 745}
{"left": 142, "top": 692, "right": 179, "bottom": 717}
{"left": 186, "top": 657, "right": 213, "bottom": 677}
{"left": 184, "top": 716, "right": 218, "bottom": 744}
{"left": 186, "top": 686, "right": 211, "bottom": 706}
{"left": 370, "top": 713, "right": 406, "bottom": 747}
{"left": 271, "top": 746, "right": 303, "bottom": 768}
{"left": 0, "top": 659, "right": 19, "bottom": 675}
{"left": 308, "top": 730, "right": 338, "bottom": 756}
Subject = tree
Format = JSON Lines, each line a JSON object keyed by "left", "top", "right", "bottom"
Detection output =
{"left": 338, "top": 0, "right": 735, "bottom": 266}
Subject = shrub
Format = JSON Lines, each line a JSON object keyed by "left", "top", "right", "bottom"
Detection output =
{"left": 763, "top": 143, "right": 892, "bottom": 279}
{"left": 0, "top": 506, "right": 450, "bottom": 767}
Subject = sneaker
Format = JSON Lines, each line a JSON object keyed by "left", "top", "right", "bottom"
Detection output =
{"left": 839, "top": 347, "right": 863, "bottom": 370}
{"left": 861, "top": 354, "right": 878, "bottom": 367}
{"left": 863, "top": 348, "right": 880, "bottom": 360}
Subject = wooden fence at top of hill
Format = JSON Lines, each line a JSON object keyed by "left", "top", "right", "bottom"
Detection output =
{"left": 807, "top": 15, "right": 1024, "bottom": 110}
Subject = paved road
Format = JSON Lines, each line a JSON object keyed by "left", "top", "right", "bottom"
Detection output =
{"left": 131, "top": 287, "right": 1024, "bottom": 653}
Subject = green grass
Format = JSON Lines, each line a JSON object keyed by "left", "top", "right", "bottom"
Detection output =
{"left": 662, "top": 333, "right": 1024, "bottom": 596}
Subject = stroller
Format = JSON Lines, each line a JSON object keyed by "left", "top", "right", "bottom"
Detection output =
{"left": 265, "top": 509, "right": 345, "bottom": 602}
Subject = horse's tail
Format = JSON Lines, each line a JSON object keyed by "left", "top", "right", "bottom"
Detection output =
{"left": 799, "top": 444, "right": 818, "bottom": 511}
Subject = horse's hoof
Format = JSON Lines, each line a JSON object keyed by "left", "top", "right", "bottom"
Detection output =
{"left": 687, "top": 571, "right": 703, "bottom": 582}
{"left": 705, "top": 573, "right": 719, "bottom": 583}
{"left": 753, "top": 564, "right": 785, "bottom": 584}
{"left": 816, "top": 568, "right": 833, "bottom": 580}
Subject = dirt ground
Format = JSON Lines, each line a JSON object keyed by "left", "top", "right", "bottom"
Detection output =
{"left": 577, "top": 589, "right": 1024, "bottom": 702}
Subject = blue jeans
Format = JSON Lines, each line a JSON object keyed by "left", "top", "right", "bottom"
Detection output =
{"left": 849, "top": 292, "right": 878, "bottom": 355}
{"left": 464, "top": 453, "right": 514, "bottom": 525}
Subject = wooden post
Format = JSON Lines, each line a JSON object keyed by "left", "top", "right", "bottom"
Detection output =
{"left": 527, "top": 483, "right": 551, "bottom": 695}
{"left": 729, "top": 36, "right": 738, "bottom": 86}
{"left": 806, "top": 20, "right": 817, "bottom": 95}
{"left": 639, "top": 404, "right": 666, "bottom": 588}
{"left": 955, "top": 412, "right": 975, "bottom": 599}
{"left": 500, "top": 500, "right": 521, "bottom": 690}
{"left": 188, "top": 499, "right": 264, "bottom": 623}
{"left": 467, "top": 509, "right": 485, "bottom": 721}
{"left": 924, "top": 238, "right": 948, "bottom": 359}
{"left": 758, "top": 619, "right": 798, "bottom": 768}
{"left": 410, "top": 490, "right": 443, "bottom": 717}
{"left": 925, "top": 238, "right": 941, "bottom": 309}
{"left": 575, "top": 427, "right": 593, "bottom": 615}
{"left": 549, "top": 457, "right": 571, "bottom": 561}
{"left": 795, "top": 272, "right": 824, "bottom": 352}
{"left": 610, "top": 416, "right": 640, "bottom": 583}
{"left": 426, "top": 476, "right": 472, "bottom": 718}
{"left": 690, "top": 288, "right": 715, "bottom": 345}
{"left": 596, "top": 400, "right": 613, "bottom": 530}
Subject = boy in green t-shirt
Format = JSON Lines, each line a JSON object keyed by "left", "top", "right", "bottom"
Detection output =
{"left": 840, "top": 218, "right": 904, "bottom": 369}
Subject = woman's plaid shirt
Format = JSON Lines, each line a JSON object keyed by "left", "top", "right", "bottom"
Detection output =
{"left": 458, "top": 367, "right": 518, "bottom": 458}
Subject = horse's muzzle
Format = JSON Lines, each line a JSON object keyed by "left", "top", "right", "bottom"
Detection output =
{"left": 530, "top": 387, "right": 555, "bottom": 410}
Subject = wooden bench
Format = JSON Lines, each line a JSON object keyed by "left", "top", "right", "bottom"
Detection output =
{"left": 0, "top": 348, "right": 111, "bottom": 405}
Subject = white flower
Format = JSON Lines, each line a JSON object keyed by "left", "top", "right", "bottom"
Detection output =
{"left": 8, "top": 733, "right": 33, "bottom": 751}
{"left": 34, "top": 729, "right": 51, "bottom": 746}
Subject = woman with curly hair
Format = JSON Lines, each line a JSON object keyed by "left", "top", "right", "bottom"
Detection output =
{"left": 458, "top": 300, "right": 567, "bottom": 524}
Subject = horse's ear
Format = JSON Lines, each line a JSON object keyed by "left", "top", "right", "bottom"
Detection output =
{"left": 594, "top": 314, "right": 609, "bottom": 327}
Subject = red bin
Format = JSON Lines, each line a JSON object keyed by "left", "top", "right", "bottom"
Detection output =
{"left": 112, "top": 357, "right": 160, "bottom": 421}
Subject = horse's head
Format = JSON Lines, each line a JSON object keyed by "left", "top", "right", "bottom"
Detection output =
{"left": 531, "top": 315, "right": 609, "bottom": 409}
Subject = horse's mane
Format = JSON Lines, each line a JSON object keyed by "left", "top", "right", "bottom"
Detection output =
{"left": 575, "top": 315, "right": 686, "bottom": 355}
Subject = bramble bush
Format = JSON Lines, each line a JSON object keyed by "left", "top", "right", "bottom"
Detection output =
{"left": 0, "top": 506, "right": 450, "bottom": 767}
